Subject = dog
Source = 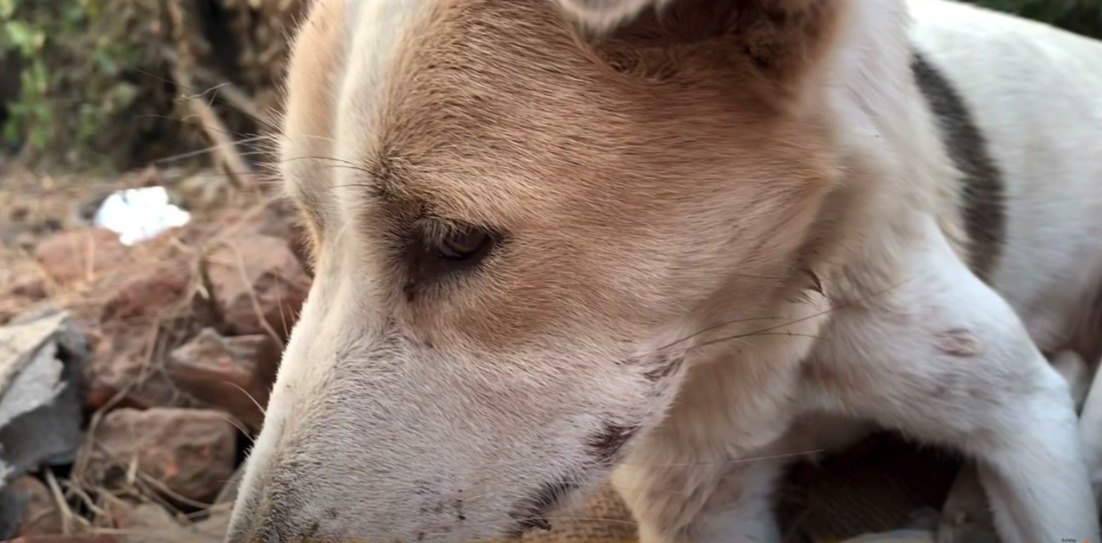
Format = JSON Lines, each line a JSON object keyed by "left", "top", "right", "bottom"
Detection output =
{"left": 225, "top": 0, "right": 1102, "bottom": 541}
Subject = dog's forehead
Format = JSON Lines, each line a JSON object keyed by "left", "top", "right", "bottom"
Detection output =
{"left": 288, "top": 0, "right": 595, "bottom": 224}
{"left": 290, "top": 0, "right": 814, "bottom": 229}
{"left": 332, "top": 0, "right": 608, "bottom": 211}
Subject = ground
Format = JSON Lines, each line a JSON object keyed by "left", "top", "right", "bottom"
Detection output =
{"left": 0, "top": 163, "right": 310, "bottom": 543}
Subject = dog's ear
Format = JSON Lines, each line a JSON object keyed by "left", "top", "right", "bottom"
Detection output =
{"left": 558, "top": 0, "right": 848, "bottom": 110}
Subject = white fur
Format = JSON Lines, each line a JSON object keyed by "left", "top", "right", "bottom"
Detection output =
{"left": 908, "top": 0, "right": 1102, "bottom": 351}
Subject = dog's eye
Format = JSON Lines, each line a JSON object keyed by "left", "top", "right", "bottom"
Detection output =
{"left": 435, "top": 227, "right": 491, "bottom": 261}
{"left": 405, "top": 223, "right": 498, "bottom": 298}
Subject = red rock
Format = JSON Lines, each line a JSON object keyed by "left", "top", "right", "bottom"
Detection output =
{"left": 80, "top": 408, "right": 236, "bottom": 503}
{"left": 83, "top": 326, "right": 194, "bottom": 411}
{"left": 167, "top": 328, "right": 279, "bottom": 429}
{"left": 257, "top": 198, "right": 314, "bottom": 276}
{"left": 101, "top": 269, "right": 190, "bottom": 321}
{"left": 9, "top": 277, "right": 48, "bottom": 299}
{"left": 92, "top": 499, "right": 137, "bottom": 530}
{"left": 9, "top": 476, "right": 63, "bottom": 536}
{"left": 7, "top": 536, "right": 117, "bottom": 543}
{"left": 119, "top": 503, "right": 227, "bottom": 543}
{"left": 33, "top": 228, "right": 127, "bottom": 283}
{"left": 204, "top": 234, "right": 310, "bottom": 338}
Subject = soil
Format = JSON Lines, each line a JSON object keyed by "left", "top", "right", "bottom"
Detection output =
{"left": 0, "top": 163, "right": 307, "bottom": 543}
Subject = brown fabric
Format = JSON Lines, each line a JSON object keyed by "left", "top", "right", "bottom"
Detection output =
{"left": 776, "top": 433, "right": 960, "bottom": 543}
{"left": 525, "top": 433, "right": 960, "bottom": 543}
{"left": 523, "top": 483, "right": 638, "bottom": 543}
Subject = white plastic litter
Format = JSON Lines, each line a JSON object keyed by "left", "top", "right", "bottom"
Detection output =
{"left": 93, "top": 186, "right": 191, "bottom": 245}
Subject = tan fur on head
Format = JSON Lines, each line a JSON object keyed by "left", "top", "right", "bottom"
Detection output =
{"left": 583, "top": 0, "right": 847, "bottom": 109}
{"left": 279, "top": 0, "right": 347, "bottom": 250}
{"left": 369, "top": 0, "right": 844, "bottom": 347}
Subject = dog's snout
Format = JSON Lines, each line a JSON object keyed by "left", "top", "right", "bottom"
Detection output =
{"left": 226, "top": 505, "right": 322, "bottom": 543}
{"left": 226, "top": 471, "right": 320, "bottom": 543}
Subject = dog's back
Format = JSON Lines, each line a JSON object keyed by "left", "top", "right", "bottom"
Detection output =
{"left": 910, "top": 0, "right": 1102, "bottom": 354}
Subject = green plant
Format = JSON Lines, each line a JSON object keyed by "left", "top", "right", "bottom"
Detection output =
{"left": 971, "top": 0, "right": 1102, "bottom": 37}
{"left": 0, "top": 0, "right": 169, "bottom": 169}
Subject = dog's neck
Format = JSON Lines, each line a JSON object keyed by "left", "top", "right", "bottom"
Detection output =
{"left": 791, "top": 0, "right": 966, "bottom": 307}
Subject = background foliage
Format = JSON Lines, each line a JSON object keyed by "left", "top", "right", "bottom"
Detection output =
{"left": 0, "top": 0, "right": 301, "bottom": 171}
{"left": 968, "top": 0, "right": 1102, "bottom": 36}
{"left": 0, "top": 0, "right": 178, "bottom": 169}
{"left": 0, "top": 0, "right": 1099, "bottom": 171}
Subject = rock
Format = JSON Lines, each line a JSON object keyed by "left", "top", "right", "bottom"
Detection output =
{"left": 117, "top": 502, "right": 229, "bottom": 543}
{"left": 214, "top": 466, "right": 245, "bottom": 505}
{"left": 192, "top": 503, "right": 233, "bottom": 540}
{"left": 118, "top": 504, "right": 191, "bottom": 543}
{"left": 174, "top": 170, "right": 232, "bottom": 213}
{"left": 83, "top": 326, "right": 194, "bottom": 411}
{"left": 167, "top": 328, "right": 278, "bottom": 429}
{"left": 33, "top": 228, "right": 127, "bottom": 284}
{"left": 8, "top": 536, "right": 118, "bottom": 543}
{"left": 14, "top": 480, "right": 59, "bottom": 534}
{"left": 6, "top": 476, "right": 63, "bottom": 536}
{"left": 101, "top": 269, "right": 190, "bottom": 322}
{"left": 204, "top": 234, "right": 310, "bottom": 338}
{"left": 0, "top": 476, "right": 59, "bottom": 539}
{"left": 80, "top": 408, "right": 237, "bottom": 504}
{"left": 9, "top": 278, "right": 48, "bottom": 300}
{"left": 256, "top": 198, "right": 313, "bottom": 276}
{"left": 92, "top": 498, "right": 136, "bottom": 531}
{"left": 0, "top": 311, "right": 86, "bottom": 483}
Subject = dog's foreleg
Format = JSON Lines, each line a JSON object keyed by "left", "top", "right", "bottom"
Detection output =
{"left": 681, "top": 458, "right": 785, "bottom": 543}
{"left": 613, "top": 447, "right": 786, "bottom": 543}
{"left": 814, "top": 221, "right": 1099, "bottom": 543}
{"left": 938, "top": 350, "right": 1091, "bottom": 543}
{"left": 1078, "top": 351, "right": 1102, "bottom": 509}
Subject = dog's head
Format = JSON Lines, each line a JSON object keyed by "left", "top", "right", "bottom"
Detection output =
{"left": 227, "top": 0, "right": 906, "bottom": 541}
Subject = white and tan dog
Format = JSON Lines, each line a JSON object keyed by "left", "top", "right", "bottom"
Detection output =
{"left": 226, "top": 0, "right": 1102, "bottom": 542}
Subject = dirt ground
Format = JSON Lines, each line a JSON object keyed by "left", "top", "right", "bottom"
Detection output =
{"left": 0, "top": 163, "right": 312, "bottom": 543}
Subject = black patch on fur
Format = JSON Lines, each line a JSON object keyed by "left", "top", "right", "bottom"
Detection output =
{"left": 588, "top": 423, "right": 640, "bottom": 464}
{"left": 507, "top": 479, "right": 578, "bottom": 536}
{"left": 912, "top": 51, "right": 1006, "bottom": 281}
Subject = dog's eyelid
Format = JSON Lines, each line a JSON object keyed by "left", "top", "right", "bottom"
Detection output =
{"left": 415, "top": 218, "right": 497, "bottom": 245}
{"left": 402, "top": 218, "right": 505, "bottom": 293}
